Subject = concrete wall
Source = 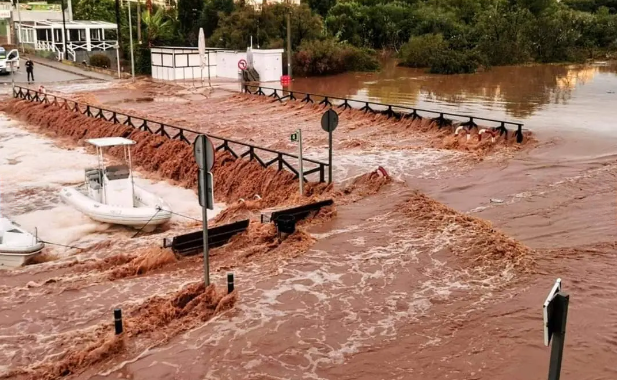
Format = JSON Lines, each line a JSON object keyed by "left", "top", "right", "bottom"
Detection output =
{"left": 251, "top": 49, "right": 283, "bottom": 82}
{"left": 150, "top": 47, "right": 283, "bottom": 82}
{"left": 216, "top": 51, "right": 246, "bottom": 80}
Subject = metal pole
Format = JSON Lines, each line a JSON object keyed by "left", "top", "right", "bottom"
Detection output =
{"left": 298, "top": 128, "right": 304, "bottom": 196}
{"left": 61, "top": 0, "right": 67, "bottom": 59}
{"left": 207, "top": 51, "right": 211, "bottom": 87}
{"left": 16, "top": 0, "right": 23, "bottom": 53}
{"left": 127, "top": 0, "right": 135, "bottom": 81}
{"left": 548, "top": 293, "right": 570, "bottom": 380}
{"left": 116, "top": 46, "right": 121, "bottom": 78}
{"left": 286, "top": 9, "right": 291, "bottom": 79}
{"left": 200, "top": 169, "right": 210, "bottom": 287}
{"left": 136, "top": 0, "right": 141, "bottom": 44}
{"left": 10, "top": 61, "right": 15, "bottom": 94}
{"left": 328, "top": 130, "right": 333, "bottom": 183}
{"left": 114, "top": 0, "right": 122, "bottom": 56}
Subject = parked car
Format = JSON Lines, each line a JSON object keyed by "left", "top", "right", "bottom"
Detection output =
{"left": 0, "top": 47, "right": 20, "bottom": 75}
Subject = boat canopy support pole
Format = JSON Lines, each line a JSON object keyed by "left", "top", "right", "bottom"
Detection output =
{"left": 127, "top": 145, "right": 136, "bottom": 205}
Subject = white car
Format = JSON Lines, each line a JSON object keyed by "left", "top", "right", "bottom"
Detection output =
{"left": 0, "top": 47, "right": 20, "bottom": 75}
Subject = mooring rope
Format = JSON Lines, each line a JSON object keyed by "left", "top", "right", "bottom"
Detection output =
{"left": 164, "top": 209, "right": 201, "bottom": 222}
{"left": 131, "top": 209, "right": 162, "bottom": 238}
{"left": 38, "top": 240, "right": 84, "bottom": 251}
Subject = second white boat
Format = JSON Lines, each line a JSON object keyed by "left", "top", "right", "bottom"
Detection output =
{"left": 60, "top": 137, "right": 172, "bottom": 233}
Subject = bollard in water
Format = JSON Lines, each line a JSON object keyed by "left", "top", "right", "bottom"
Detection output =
{"left": 227, "top": 273, "right": 235, "bottom": 294}
{"left": 114, "top": 308, "right": 123, "bottom": 335}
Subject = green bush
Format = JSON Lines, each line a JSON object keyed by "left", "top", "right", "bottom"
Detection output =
{"left": 399, "top": 34, "right": 447, "bottom": 68}
{"left": 292, "top": 39, "right": 380, "bottom": 76}
{"left": 89, "top": 53, "right": 111, "bottom": 68}
{"left": 428, "top": 49, "right": 483, "bottom": 74}
{"left": 135, "top": 45, "right": 152, "bottom": 75}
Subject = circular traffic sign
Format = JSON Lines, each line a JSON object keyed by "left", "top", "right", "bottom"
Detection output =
{"left": 193, "top": 134, "right": 215, "bottom": 171}
{"left": 321, "top": 109, "right": 339, "bottom": 133}
{"left": 238, "top": 59, "right": 248, "bottom": 70}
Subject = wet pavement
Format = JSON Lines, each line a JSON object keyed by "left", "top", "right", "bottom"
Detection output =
{"left": 0, "top": 63, "right": 86, "bottom": 85}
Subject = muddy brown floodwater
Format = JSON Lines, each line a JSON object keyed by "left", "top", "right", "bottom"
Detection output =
{"left": 1, "top": 64, "right": 616, "bottom": 380}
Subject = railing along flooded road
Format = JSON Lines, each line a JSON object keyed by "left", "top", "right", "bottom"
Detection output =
{"left": 275, "top": 60, "right": 617, "bottom": 135}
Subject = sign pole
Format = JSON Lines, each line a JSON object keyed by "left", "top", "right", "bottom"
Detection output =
{"left": 298, "top": 128, "right": 304, "bottom": 196}
{"left": 200, "top": 168, "right": 209, "bottom": 286}
{"left": 320, "top": 109, "right": 339, "bottom": 184}
{"left": 547, "top": 292, "right": 570, "bottom": 380}
{"left": 193, "top": 135, "right": 215, "bottom": 288}
{"left": 10, "top": 61, "right": 15, "bottom": 95}
{"left": 328, "top": 130, "right": 333, "bottom": 184}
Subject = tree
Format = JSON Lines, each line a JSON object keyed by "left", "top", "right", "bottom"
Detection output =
{"left": 142, "top": 8, "right": 175, "bottom": 46}
{"left": 178, "top": 0, "right": 204, "bottom": 44}
{"left": 73, "top": 0, "right": 116, "bottom": 22}
{"left": 305, "top": 0, "right": 337, "bottom": 17}
{"left": 199, "top": 0, "right": 234, "bottom": 38}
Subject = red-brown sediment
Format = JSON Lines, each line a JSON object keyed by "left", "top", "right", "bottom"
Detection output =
{"left": 230, "top": 93, "right": 535, "bottom": 153}
{"left": 1, "top": 99, "right": 329, "bottom": 207}
{"left": 4, "top": 283, "right": 236, "bottom": 380}
{"left": 401, "top": 191, "right": 534, "bottom": 271}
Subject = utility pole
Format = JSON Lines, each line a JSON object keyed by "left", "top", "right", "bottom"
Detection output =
{"left": 137, "top": 0, "right": 141, "bottom": 44}
{"left": 127, "top": 0, "right": 135, "bottom": 80}
{"left": 114, "top": 0, "right": 122, "bottom": 56}
{"left": 61, "top": 0, "right": 68, "bottom": 60}
{"left": 15, "top": 0, "right": 23, "bottom": 53}
{"left": 286, "top": 3, "right": 291, "bottom": 79}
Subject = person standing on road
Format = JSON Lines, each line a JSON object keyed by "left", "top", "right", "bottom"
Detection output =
{"left": 25, "top": 59, "right": 34, "bottom": 83}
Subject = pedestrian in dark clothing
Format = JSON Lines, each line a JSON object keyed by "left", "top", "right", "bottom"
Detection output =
{"left": 25, "top": 59, "right": 34, "bottom": 83}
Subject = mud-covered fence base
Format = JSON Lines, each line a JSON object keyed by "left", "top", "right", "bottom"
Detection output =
{"left": 244, "top": 85, "right": 528, "bottom": 143}
{"left": 12, "top": 86, "right": 329, "bottom": 183}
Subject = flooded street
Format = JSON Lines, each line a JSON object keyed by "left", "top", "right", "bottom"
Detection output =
{"left": 0, "top": 59, "right": 616, "bottom": 379}
{"left": 282, "top": 60, "right": 617, "bottom": 135}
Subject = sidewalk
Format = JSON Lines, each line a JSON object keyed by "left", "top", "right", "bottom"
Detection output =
{"left": 27, "top": 56, "right": 116, "bottom": 81}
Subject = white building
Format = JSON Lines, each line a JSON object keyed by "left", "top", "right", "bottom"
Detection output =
{"left": 19, "top": 19, "right": 118, "bottom": 61}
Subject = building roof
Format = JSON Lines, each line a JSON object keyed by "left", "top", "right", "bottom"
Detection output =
{"left": 87, "top": 137, "right": 136, "bottom": 147}
{"left": 19, "top": 20, "right": 117, "bottom": 29}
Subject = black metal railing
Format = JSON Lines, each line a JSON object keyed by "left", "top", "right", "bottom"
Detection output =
{"left": 244, "top": 85, "right": 527, "bottom": 143}
{"left": 13, "top": 86, "right": 328, "bottom": 182}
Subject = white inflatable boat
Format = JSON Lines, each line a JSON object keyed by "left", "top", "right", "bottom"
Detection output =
{"left": 59, "top": 137, "right": 172, "bottom": 233}
{"left": 0, "top": 217, "right": 45, "bottom": 268}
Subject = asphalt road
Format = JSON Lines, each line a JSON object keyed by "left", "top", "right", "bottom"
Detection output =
{"left": 0, "top": 61, "right": 84, "bottom": 85}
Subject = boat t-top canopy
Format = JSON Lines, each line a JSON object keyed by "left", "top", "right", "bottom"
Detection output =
{"left": 86, "top": 137, "right": 136, "bottom": 147}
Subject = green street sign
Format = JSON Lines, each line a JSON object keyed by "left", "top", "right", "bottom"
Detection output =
{"left": 290, "top": 132, "right": 298, "bottom": 142}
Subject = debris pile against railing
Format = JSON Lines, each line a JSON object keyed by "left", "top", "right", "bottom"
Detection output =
{"left": 244, "top": 85, "right": 527, "bottom": 143}
{"left": 13, "top": 86, "right": 329, "bottom": 183}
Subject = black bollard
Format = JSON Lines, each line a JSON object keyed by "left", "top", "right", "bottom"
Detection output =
{"left": 114, "top": 308, "right": 123, "bottom": 335}
{"left": 227, "top": 273, "right": 235, "bottom": 294}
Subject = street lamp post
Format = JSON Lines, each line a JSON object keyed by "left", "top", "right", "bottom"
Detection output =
{"left": 127, "top": 0, "right": 135, "bottom": 80}
{"left": 60, "top": 0, "right": 68, "bottom": 60}
{"left": 15, "top": 0, "right": 23, "bottom": 53}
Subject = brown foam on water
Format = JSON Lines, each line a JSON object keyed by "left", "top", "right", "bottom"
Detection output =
{"left": 210, "top": 221, "right": 316, "bottom": 271}
{"left": 401, "top": 191, "right": 534, "bottom": 272}
{"left": 231, "top": 93, "right": 534, "bottom": 154}
{"left": 108, "top": 247, "right": 177, "bottom": 280}
{"left": 212, "top": 168, "right": 389, "bottom": 224}
{"left": 6, "top": 283, "right": 235, "bottom": 380}
{"left": 2, "top": 99, "right": 330, "bottom": 207}
{"left": 25, "top": 251, "right": 59, "bottom": 265}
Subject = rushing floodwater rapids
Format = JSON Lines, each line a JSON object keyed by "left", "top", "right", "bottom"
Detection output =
{"left": 0, "top": 63, "right": 616, "bottom": 379}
